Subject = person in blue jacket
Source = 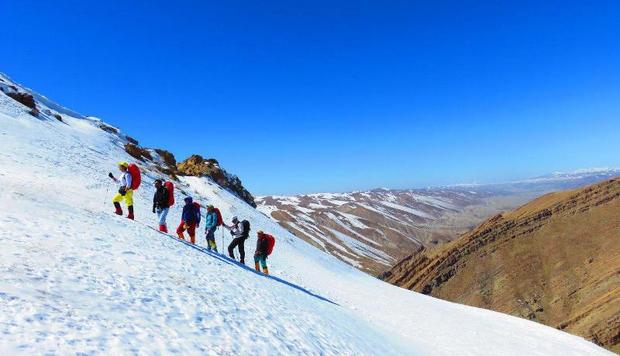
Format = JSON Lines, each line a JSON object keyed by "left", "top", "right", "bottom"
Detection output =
{"left": 204, "top": 205, "right": 219, "bottom": 252}
{"left": 177, "top": 196, "right": 200, "bottom": 244}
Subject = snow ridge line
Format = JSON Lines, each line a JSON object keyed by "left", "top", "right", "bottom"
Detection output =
{"left": 144, "top": 226, "right": 338, "bottom": 305}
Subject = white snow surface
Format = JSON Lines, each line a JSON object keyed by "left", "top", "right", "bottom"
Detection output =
{"left": 0, "top": 77, "right": 613, "bottom": 355}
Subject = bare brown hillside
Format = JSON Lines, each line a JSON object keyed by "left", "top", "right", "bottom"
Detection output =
{"left": 383, "top": 178, "right": 620, "bottom": 352}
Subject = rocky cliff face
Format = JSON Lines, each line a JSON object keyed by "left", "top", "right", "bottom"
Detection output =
{"left": 176, "top": 155, "right": 256, "bottom": 207}
{"left": 383, "top": 178, "right": 620, "bottom": 353}
{"left": 121, "top": 145, "right": 256, "bottom": 207}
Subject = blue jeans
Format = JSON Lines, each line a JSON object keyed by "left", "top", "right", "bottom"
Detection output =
{"left": 254, "top": 254, "right": 267, "bottom": 269}
{"left": 157, "top": 207, "right": 169, "bottom": 226}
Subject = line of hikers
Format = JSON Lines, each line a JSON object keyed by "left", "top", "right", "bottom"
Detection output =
{"left": 109, "top": 161, "right": 275, "bottom": 275}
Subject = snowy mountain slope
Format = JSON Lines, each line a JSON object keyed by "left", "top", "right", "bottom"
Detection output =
{"left": 257, "top": 170, "right": 620, "bottom": 275}
{"left": 0, "top": 73, "right": 612, "bottom": 355}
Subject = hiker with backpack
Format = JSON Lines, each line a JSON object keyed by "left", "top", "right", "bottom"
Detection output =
{"left": 108, "top": 161, "right": 140, "bottom": 220}
{"left": 177, "top": 196, "right": 201, "bottom": 244}
{"left": 224, "top": 216, "right": 250, "bottom": 264}
{"left": 204, "top": 205, "right": 221, "bottom": 252}
{"left": 152, "top": 179, "right": 172, "bottom": 233}
{"left": 254, "top": 231, "right": 275, "bottom": 275}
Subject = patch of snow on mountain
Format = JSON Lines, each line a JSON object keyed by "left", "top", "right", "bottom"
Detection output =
{"left": 380, "top": 201, "right": 434, "bottom": 219}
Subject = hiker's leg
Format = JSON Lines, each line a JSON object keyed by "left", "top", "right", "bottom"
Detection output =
{"left": 188, "top": 223, "right": 196, "bottom": 244}
{"left": 259, "top": 255, "right": 268, "bottom": 269}
{"left": 254, "top": 255, "right": 261, "bottom": 271}
{"left": 112, "top": 193, "right": 123, "bottom": 215}
{"left": 158, "top": 208, "right": 169, "bottom": 232}
{"left": 238, "top": 240, "right": 245, "bottom": 264}
{"left": 158, "top": 207, "right": 169, "bottom": 226}
{"left": 125, "top": 190, "right": 134, "bottom": 219}
{"left": 124, "top": 189, "right": 134, "bottom": 206}
{"left": 260, "top": 256, "right": 268, "bottom": 275}
{"left": 228, "top": 238, "right": 239, "bottom": 259}
{"left": 176, "top": 221, "right": 186, "bottom": 239}
{"left": 209, "top": 240, "right": 218, "bottom": 252}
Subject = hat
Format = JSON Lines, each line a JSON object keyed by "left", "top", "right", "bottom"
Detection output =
{"left": 184, "top": 196, "right": 193, "bottom": 203}
{"left": 231, "top": 216, "right": 239, "bottom": 223}
{"left": 118, "top": 161, "right": 129, "bottom": 168}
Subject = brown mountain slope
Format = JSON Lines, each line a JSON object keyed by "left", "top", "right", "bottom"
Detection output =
{"left": 383, "top": 178, "right": 620, "bottom": 352}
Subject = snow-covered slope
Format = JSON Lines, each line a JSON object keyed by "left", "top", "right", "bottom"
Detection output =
{"left": 257, "top": 170, "right": 620, "bottom": 275}
{"left": 0, "top": 72, "right": 612, "bottom": 355}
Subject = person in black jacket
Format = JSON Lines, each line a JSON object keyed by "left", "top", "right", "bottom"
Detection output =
{"left": 254, "top": 231, "right": 270, "bottom": 275}
{"left": 224, "top": 216, "right": 250, "bottom": 264}
{"left": 152, "top": 180, "right": 170, "bottom": 232}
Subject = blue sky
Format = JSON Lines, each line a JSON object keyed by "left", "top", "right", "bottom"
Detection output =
{"left": 2, "top": 1, "right": 619, "bottom": 195}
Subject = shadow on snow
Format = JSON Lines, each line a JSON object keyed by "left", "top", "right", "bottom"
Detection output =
{"left": 146, "top": 226, "right": 339, "bottom": 306}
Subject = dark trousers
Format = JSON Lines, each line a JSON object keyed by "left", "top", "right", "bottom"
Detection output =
{"left": 228, "top": 237, "right": 246, "bottom": 263}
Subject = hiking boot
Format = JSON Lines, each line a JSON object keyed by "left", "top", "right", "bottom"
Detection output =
{"left": 114, "top": 202, "right": 123, "bottom": 216}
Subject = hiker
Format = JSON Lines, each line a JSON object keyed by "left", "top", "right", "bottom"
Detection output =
{"left": 109, "top": 162, "right": 135, "bottom": 220}
{"left": 254, "top": 231, "right": 273, "bottom": 275}
{"left": 224, "top": 216, "right": 250, "bottom": 264}
{"left": 177, "top": 196, "right": 200, "bottom": 244}
{"left": 204, "top": 205, "right": 219, "bottom": 252}
{"left": 152, "top": 179, "right": 170, "bottom": 232}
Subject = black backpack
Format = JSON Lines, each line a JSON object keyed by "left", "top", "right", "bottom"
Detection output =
{"left": 241, "top": 220, "right": 251, "bottom": 238}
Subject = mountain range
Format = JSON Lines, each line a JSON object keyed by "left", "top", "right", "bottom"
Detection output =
{"left": 257, "top": 169, "right": 620, "bottom": 275}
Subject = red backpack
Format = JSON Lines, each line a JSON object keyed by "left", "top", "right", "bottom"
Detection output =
{"left": 193, "top": 202, "right": 201, "bottom": 227}
{"left": 265, "top": 234, "right": 276, "bottom": 256}
{"left": 128, "top": 163, "right": 141, "bottom": 190}
{"left": 213, "top": 207, "right": 223, "bottom": 226}
{"left": 164, "top": 181, "right": 175, "bottom": 206}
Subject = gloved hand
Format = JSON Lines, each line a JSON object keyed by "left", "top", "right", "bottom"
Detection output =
{"left": 118, "top": 186, "right": 126, "bottom": 196}
{"left": 229, "top": 230, "right": 234, "bottom": 236}
{"left": 152, "top": 207, "right": 156, "bottom": 214}
{"left": 108, "top": 172, "right": 114, "bottom": 179}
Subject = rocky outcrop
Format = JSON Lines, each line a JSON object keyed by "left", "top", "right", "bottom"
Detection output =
{"left": 124, "top": 143, "right": 153, "bottom": 162}
{"left": 0, "top": 85, "right": 39, "bottom": 117}
{"left": 177, "top": 155, "right": 256, "bottom": 208}
{"left": 121, "top": 143, "right": 255, "bottom": 207}
{"left": 5, "top": 91, "right": 36, "bottom": 109}
{"left": 383, "top": 178, "right": 620, "bottom": 353}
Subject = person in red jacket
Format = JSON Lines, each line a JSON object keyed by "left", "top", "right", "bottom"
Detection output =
{"left": 177, "top": 196, "right": 200, "bottom": 244}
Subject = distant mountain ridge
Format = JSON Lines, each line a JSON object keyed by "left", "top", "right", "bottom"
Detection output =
{"left": 257, "top": 169, "right": 620, "bottom": 274}
{"left": 382, "top": 178, "right": 620, "bottom": 352}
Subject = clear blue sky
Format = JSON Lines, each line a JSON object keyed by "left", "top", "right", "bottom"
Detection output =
{"left": 2, "top": 1, "right": 619, "bottom": 195}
